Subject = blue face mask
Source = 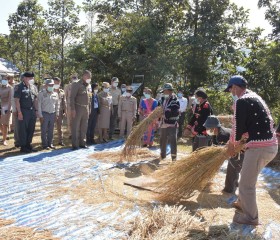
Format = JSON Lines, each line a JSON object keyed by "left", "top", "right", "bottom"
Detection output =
{"left": 178, "top": 93, "right": 183, "bottom": 98}
{"left": 144, "top": 93, "right": 151, "bottom": 99}
{"left": 47, "top": 86, "right": 54, "bottom": 92}
{"left": 231, "top": 94, "right": 238, "bottom": 102}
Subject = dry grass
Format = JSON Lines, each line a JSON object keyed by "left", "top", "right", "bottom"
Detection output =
{"left": 90, "top": 148, "right": 159, "bottom": 163}
{"left": 127, "top": 205, "right": 263, "bottom": 240}
{"left": 121, "top": 107, "right": 163, "bottom": 160}
{"left": 216, "top": 115, "right": 233, "bottom": 128}
{"left": 128, "top": 205, "right": 205, "bottom": 240}
{"left": 47, "top": 169, "right": 155, "bottom": 214}
{"left": 0, "top": 218, "right": 59, "bottom": 240}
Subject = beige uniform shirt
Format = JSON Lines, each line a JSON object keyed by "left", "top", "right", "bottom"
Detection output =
{"left": 56, "top": 89, "right": 66, "bottom": 113}
{"left": 0, "top": 85, "right": 13, "bottom": 115}
{"left": 38, "top": 90, "right": 59, "bottom": 117}
{"left": 64, "top": 83, "right": 72, "bottom": 107}
{"left": 70, "top": 80, "right": 90, "bottom": 111}
{"left": 110, "top": 87, "right": 121, "bottom": 106}
{"left": 118, "top": 96, "right": 137, "bottom": 117}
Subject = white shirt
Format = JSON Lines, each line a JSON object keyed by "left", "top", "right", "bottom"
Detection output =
{"left": 178, "top": 97, "right": 188, "bottom": 112}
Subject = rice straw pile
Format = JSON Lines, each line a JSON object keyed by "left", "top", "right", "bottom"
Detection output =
{"left": 128, "top": 205, "right": 205, "bottom": 240}
{"left": 155, "top": 144, "right": 244, "bottom": 203}
{"left": 90, "top": 148, "right": 159, "bottom": 162}
{"left": 121, "top": 106, "right": 163, "bottom": 160}
{"left": 216, "top": 115, "right": 233, "bottom": 128}
{"left": 0, "top": 218, "right": 59, "bottom": 240}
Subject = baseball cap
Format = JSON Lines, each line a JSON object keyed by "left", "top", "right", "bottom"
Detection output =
{"left": 224, "top": 75, "right": 247, "bottom": 92}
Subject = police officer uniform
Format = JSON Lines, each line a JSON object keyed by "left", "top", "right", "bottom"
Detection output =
{"left": 56, "top": 88, "right": 66, "bottom": 145}
{"left": 38, "top": 79, "right": 59, "bottom": 149}
{"left": 118, "top": 86, "right": 137, "bottom": 137}
{"left": 14, "top": 72, "right": 38, "bottom": 153}
{"left": 109, "top": 77, "right": 121, "bottom": 139}
{"left": 70, "top": 79, "right": 91, "bottom": 149}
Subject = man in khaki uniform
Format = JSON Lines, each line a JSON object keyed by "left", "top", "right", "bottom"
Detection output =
{"left": 64, "top": 74, "right": 78, "bottom": 138}
{"left": 109, "top": 77, "right": 121, "bottom": 139}
{"left": 54, "top": 77, "right": 66, "bottom": 146}
{"left": 38, "top": 79, "right": 59, "bottom": 150}
{"left": 0, "top": 77, "right": 13, "bottom": 146}
{"left": 118, "top": 86, "right": 137, "bottom": 138}
{"left": 70, "top": 70, "right": 91, "bottom": 150}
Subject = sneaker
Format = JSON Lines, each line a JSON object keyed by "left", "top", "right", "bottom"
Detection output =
{"left": 43, "top": 146, "right": 50, "bottom": 150}
{"left": 59, "top": 142, "right": 65, "bottom": 146}
{"left": 3, "top": 141, "right": 8, "bottom": 146}
{"left": 48, "top": 145, "right": 56, "bottom": 149}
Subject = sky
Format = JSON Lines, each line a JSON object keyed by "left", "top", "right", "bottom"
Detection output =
{"left": 0, "top": 0, "right": 272, "bottom": 35}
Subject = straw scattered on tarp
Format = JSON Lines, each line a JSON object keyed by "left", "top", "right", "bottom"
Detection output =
{"left": 0, "top": 218, "right": 59, "bottom": 240}
{"left": 121, "top": 106, "right": 163, "bottom": 160}
{"left": 90, "top": 148, "right": 159, "bottom": 163}
{"left": 217, "top": 115, "right": 233, "bottom": 128}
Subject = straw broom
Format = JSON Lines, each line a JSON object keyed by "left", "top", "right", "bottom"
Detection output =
{"left": 121, "top": 106, "right": 163, "bottom": 160}
{"left": 155, "top": 142, "right": 245, "bottom": 203}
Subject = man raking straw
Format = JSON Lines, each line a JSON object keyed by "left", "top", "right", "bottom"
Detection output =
{"left": 225, "top": 75, "right": 278, "bottom": 226}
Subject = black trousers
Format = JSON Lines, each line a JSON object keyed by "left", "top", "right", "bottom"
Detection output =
{"left": 192, "top": 135, "right": 212, "bottom": 151}
{"left": 87, "top": 108, "right": 98, "bottom": 141}
{"left": 177, "top": 112, "right": 186, "bottom": 138}
{"left": 109, "top": 105, "right": 118, "bottom": 138}
{"left": 160, "top": 127, "right": 177, "bottom": 160}
{"left": 224, "top": 153, "right": 244, "bottom": 194}
{"left": 18, "top": 109, "right": 36, "bottom": 148}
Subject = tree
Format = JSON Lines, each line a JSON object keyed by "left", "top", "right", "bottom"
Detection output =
{"left": 258, "top": 0, "right": 280, "bottom": 39}
{"left": 8, "top": 0, "right": 45, "bottom": 71}
{"left": 46, "top": 0, "right": 84, "bottom": 85}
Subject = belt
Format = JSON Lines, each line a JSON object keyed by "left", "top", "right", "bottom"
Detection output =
{"left": 42, "top": 111, "right": 55, "bottom": 114}
{"left": 75, "top": 103, "right": 88, "bottom": 107}
{"left": 21, "top": 107, "right": 34, "bottom": 110}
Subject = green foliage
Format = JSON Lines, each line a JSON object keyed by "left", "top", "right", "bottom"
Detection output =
{"left": 205, "top": 88, "right": 233, "bottom": 115}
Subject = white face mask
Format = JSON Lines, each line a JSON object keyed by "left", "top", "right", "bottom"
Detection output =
{"left": 206, "top": 129, "right": 215, "bottom": 136}
{"left": 1, "top": 80, "right": 8, "bottom": 86}
{"left": 94, "top": 89, "right": 98, "bottom": 94}
{"left": 164, "top": 94, "right": 170, "bottom": 99}
{"left": 194, "top": 98, "right": 200, "bottom": 104}
{"left": 29, "top": 79, "right": 35, "bottom": 85}
{"left": 104, "top": 88, "right": 109, "bottom": 93}
{"left": 144, "top": 93, "right": 151, "bottom": 99}
{"left": 86, "top": 79, "right": 91, "bottom": 84}
{"left": 121, "top": 88, "right": 126, "bottom": 92}
{"left": 126, "top": 92, "right": 131, "bottom": 97}
{"left": 54, "top": 84, "right": 60, "bottom": 89}
{"left": 113, "top": 82, "right": 118, "bottom": 87}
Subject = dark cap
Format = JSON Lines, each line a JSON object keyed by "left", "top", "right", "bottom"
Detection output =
{"left": 126, "top": 86, "right": 133, "bottom": 91}
{"left": 160, "top": 83, "right": 174, "bottom": 92}
{"left": 224, "top": 75, "right": 247, "bottom": 92}
{"left": 22, "top": 71, "right": 34, "bottom": 78}
{"left": 195, "top": 88, "right": 207, "bottom": 99}
{"left": 203, "top": 115, "right": 221, "bottom": 128}
{"left": 92, "top": 82, "right": 98, "bottom": 89}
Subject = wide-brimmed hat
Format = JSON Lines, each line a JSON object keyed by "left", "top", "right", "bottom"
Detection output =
{"left": 102, "top": 82, "right": 110, "bottom": 88}
{"left": 203, "top": 115, "right": 221, "bottom": 128}
{"left": 224, "top": 75, "right": 247, "bottom": 92}
{"left": 160, "top": 83, "right": 174, "bottom": 92}
{"left": 195, "top": 88, "right": 208, "bottom": 99}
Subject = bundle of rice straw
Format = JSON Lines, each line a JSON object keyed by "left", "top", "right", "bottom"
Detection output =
{"left": 216, "top": 115, "right": 233, "bottom": 128}
{"left": 121, "top": 106, "right": 163, "bottom": 160}
{"left": 90, "top": 148, "right": 159, "bottom": 162}
{"left": 128, "top": 205, "right": 204, "bottom": 240}
{"left": 155, "top": 143, "right": 245, "bottom": 203}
